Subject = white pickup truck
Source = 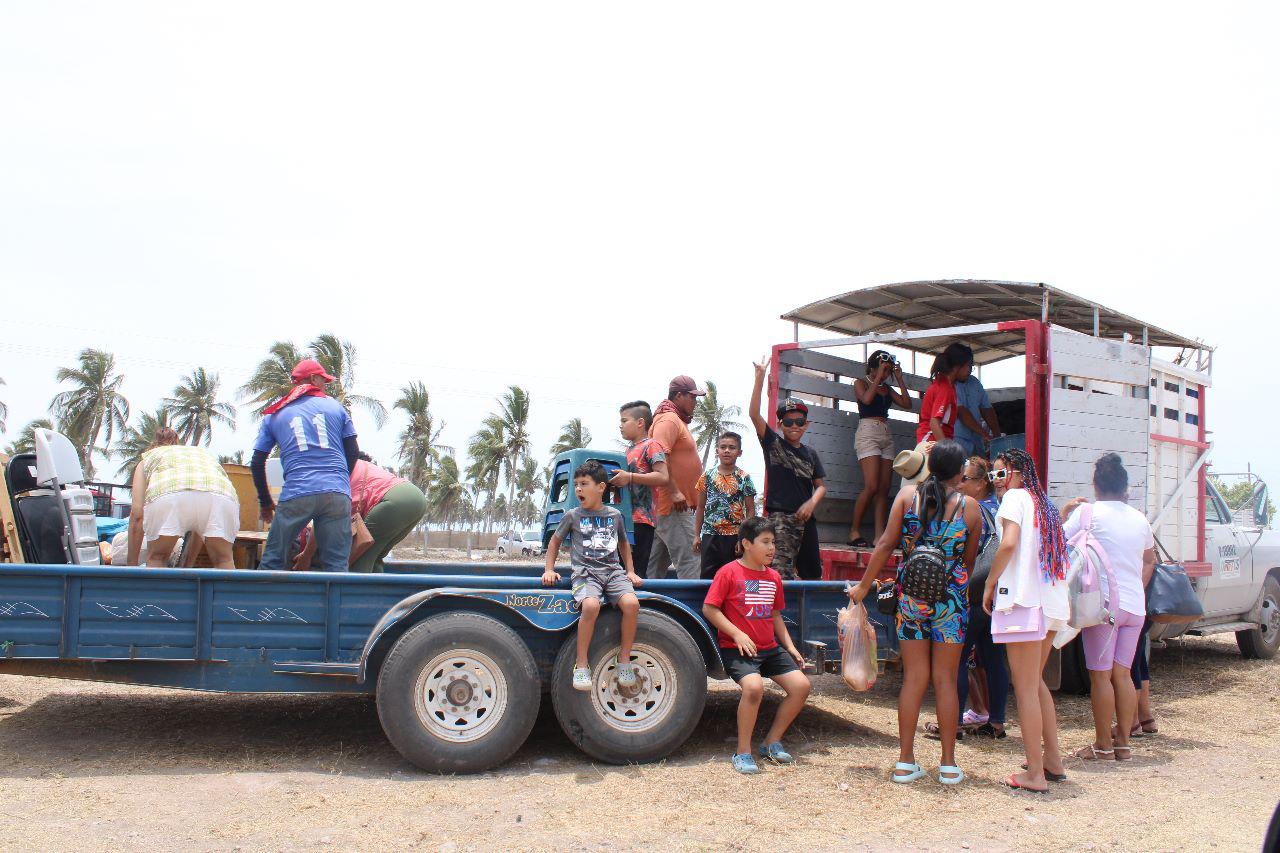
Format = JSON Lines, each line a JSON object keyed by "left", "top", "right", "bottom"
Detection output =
{"left": 769, "top": 280, "right": 1280, "bottom": 676}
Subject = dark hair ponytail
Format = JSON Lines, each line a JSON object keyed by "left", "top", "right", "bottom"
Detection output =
{"left": 917, "top": 440, "right": 967, "bottom": 533}
{"left": 1093, "top": 453, "right": 1129, "bottom": 498}
{"left": 928, "top": 351, "right": 952, "bottom": 380}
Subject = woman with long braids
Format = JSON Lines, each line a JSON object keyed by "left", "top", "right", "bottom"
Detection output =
{"left": 983, "top": 447, "right": 1070, "bottom": 792}
{"left": 850, "top": 440, "right": 981, "bottom": 785}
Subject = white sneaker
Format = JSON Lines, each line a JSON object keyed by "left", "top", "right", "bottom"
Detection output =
{"left": 616, "top": 662, "right": 637, "bottom": 687}
{"left": 572, "top": 667, "right": 592, "bottom": 691}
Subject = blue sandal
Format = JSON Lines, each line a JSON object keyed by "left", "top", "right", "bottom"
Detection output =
{"left": 938, "top": 765, "right": 965, "bottom": 785}
{"left": 891, "top": 761, "right": 926, "bottom": 783}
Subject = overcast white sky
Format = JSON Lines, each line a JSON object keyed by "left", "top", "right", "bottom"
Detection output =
{"left": 1, "top": 3, "right": 1277, "bottom": 505}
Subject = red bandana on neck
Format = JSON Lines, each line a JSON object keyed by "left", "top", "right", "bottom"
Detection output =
{"left": 263, "top": 384, "right": 328, "bottom": 415}
{"left": 654, "top": 399, "right": 691, "bottom": 425}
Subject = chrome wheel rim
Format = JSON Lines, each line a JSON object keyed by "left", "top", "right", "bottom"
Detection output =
{"left": 414, "top": 649, "right": 507, "bottom": 743}
{"left": 589, "top": 644, "right": 677, "bottom": 733}
{"left": 1262, "top": 595, "right": 1279, "bottom": 648}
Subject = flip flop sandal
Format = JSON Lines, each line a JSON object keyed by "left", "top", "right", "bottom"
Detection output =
{"left": 1138, "top": 718, "right": 1159, "bottom": 734}
{"left": 848, "top": 537, "right": 872, "bottom": 548}
{"left": 1071, "top": 744, "right": 1115, "bottom": 760}
{"left": 1020, "top": 762, "right": 1067, "bottom": 782}
{"left": 973, "top": 723, "right": 1007, "bottom": 739}
{"left": 1002, "top": 774, "right": 1048, "bottom": 793}
{"left": 938, "top": 765, "right": 965, "bottom": 786}
{"left": 1113, "top": 745, "right": 1133, "bottom": 761}
{"left": 923, "top": 722, "right": 962, "bottom": 741}
{"left": 891, "top": 762, "right": 927, "bottom": 783}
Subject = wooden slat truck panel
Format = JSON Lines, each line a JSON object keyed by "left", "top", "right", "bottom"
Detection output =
{"left": 1047, "top": 327, "right": 1150, "bottom": 513}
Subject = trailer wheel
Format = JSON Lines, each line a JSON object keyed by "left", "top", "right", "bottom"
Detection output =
{"left": 376, "top": 612, "right": 540, "bottom": 774}
{"left": 551, "top": 609, "right": 706, "bottom": 765}
{"left": 1237, "top": 575, "right": 1280, "bottom": 660}
{"left": 1054, "top": 635, "right": 1090, "bottom": 696}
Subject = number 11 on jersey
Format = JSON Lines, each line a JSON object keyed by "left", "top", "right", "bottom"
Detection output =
{"left": 289, "top": 414, "right": 330, "bottom": 451}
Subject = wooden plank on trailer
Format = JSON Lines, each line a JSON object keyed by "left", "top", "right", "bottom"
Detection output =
{"left": 1050, "top": 327, "right": 1150, "bottom": 364}
{"left": 1049, "top": 424, "right": 1148, "bottom": 454}
{"left": 781, "top": 348, "right": 933, "bottom": 394}
{"left": 1050, "top": 388, "right": 1149, "bottom": 420}
{"left": 1051, "top": 350, "right": 1149, "bottom": 385}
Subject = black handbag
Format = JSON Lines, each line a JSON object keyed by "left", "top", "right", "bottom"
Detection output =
{"left": 899, "top": 495, "right": 963, "bottom": 604}
{"left": 967, "top": 502, "right": 998, "bottom": 608}
{"left": 874, "top": 578, "right": 899, "bottom": 616}
{"left": 1146, "top": 562, "right": 1204, "bottom": 624}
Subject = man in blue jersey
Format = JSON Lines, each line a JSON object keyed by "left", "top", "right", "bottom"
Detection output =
{"left": 250, "top": 359, "right": 361, "bottom": 571}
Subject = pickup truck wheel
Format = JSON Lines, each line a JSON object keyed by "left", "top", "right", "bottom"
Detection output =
{"left": 1237, "top": 575, "right": 1280, "bottom": 660}
{"left": 376, "top": 612, "right": 540, "bottom": 774}
{"left": 551, "top": 609, "right": 706, "bottom": 764}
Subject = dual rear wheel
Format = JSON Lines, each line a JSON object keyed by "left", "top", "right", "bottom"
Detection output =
{"left": 375, "top": 609, "right": 707, "bottom": 774}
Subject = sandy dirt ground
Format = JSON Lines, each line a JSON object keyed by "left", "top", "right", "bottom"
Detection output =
{"left": 0, "top": 634, "right": 1275, "bottom": 852}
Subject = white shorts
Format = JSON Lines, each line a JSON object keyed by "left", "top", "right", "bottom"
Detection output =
{"left": 854, "top": 418, "right": 895, "bottom": 461}
{"left": 144, "top": 491, "right": 239, "bottom": 544}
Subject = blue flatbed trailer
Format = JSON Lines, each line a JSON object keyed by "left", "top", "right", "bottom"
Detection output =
{"left": 0, "top": 561, "right": 896, "bottom": 774}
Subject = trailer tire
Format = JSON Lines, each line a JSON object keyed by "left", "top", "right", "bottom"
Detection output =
{"left": 551, "top": 609, "right": 706, "bottom": 765}
{"left": 376, "top": 612, "right": 540, "bottom": 774}
{"left": 1237, "top": 575, "right": 1280, "bottom": 660}
{"left": 1055, "top": 634, "right": 1090, "bottom": 696}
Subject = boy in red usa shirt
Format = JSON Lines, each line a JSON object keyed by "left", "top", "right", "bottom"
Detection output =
{"left": 702, "top": 517, "right": 812, "bottom": 774}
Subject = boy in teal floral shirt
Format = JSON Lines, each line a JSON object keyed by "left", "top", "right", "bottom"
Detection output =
{"left": 694, "top": 432, "right": 757, "bottom": 579}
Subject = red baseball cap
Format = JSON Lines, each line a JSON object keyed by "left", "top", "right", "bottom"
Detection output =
{"left": 291, "top": 359, "right": 337, "bottom": 383}
{"left": 668, "top": 375, "right": 707, "bottom": 397}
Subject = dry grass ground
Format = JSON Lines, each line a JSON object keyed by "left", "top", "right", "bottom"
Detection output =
{"left": 0, "top": 634, "right": 1275, "bottom": 852}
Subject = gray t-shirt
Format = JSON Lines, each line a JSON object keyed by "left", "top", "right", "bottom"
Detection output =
{"left": 555, "top": 505, "right": 624, "bottom": 574}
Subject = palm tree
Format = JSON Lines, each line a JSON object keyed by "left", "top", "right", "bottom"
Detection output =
{"left": 691, "top": 380, "right": 745, "bottom": 465}
{"left": 239, "top": 335, "right": 387, "bottom": 426}
{"left": 427, "top": 455, "right": 470, "bottom": 532}
{"left": 513, "top": 457, "right": 546, "bottom": 529}
{"left": 5, "top": 419, "right": 53, "bottom": 456}
{"left": 467, "top": 420, "right": 506, "bottom": 533}
{"left": 163, "top": 368, "right": 237, "bottom": 446}
{"left": 239, "top": 341, "right": 305, "bottom": 417}
{"left": 515, "top": 456, "right": 545, "bottom": 503}
{"left": 394, "top": 381, "right": 446, "bottom": 491}
{"left": 0, "top": 376, "right": 8, "bottom": 433}
{"left": 491, "top": 386, "right": 532, "bottom": 512}
{"left": 308, "top": 334, "right": 388, "bottom": 427}
{"left": 49, "top": 348, "right": 131, "bottom": 478}
{"left": 219, "top": 450, "right": 246, "bottom": 465}
{"left": 550, "top": 417, "right": 592, "bottom": 456}
{"left": 114, "top": 409, "right": 173, "bottom": 479}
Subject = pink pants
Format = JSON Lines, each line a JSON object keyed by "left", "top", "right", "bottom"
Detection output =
{"left": 1082, "top": 609, "right": 1145, "bottom": 671}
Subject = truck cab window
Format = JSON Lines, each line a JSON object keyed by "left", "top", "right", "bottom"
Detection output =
{"left": 1205, "top": 482, "right": 1230, "bottom": 525}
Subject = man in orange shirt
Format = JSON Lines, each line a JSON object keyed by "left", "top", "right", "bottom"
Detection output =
{"left": 647, "top": 375, "right": 705, "bottom": 579}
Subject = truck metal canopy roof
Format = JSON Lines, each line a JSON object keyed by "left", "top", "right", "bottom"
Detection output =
{"left": 781, "top": 280, "right": 1209, "bottom": 365}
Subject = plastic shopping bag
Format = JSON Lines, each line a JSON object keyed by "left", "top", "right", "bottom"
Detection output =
{"left": 837, "top": 602, "right": 878, "bottom": 692}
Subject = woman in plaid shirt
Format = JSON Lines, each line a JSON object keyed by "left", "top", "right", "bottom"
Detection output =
{"left": 127, "top": 427, "right": 241, "bottom": 568}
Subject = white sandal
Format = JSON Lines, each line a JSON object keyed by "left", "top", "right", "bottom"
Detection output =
{"left": 891, "top": 761, "right": 926, "bottom": 783}
{"left": 938, "top": 765, "right": 965, "bottom": 785}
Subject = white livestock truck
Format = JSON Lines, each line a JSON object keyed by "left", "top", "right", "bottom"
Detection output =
{"left": 767, "top": 280, "right": 1279, "bottom": 686}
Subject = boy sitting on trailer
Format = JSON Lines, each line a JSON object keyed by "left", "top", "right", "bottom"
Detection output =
{"left": 703, "top": 516, "right": 811, "bottom": 774}
{"left": 543, "top": 460, "right": 644, "bottom": 692}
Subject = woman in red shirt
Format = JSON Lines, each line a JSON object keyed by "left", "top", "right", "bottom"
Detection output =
{"left": 915, "top": 344, "right": 968, "bottom": 444}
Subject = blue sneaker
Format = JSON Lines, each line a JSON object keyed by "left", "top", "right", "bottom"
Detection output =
{"left": 731, "top": 753, "right": 760, "bottom": 774}
{"left": 759, "top": 742, "right": 795, "bottom": 764}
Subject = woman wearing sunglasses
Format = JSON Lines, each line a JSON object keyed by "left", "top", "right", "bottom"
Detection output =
{"left": 983, "top": 448, "right": 1071, "bottom": 792}
{"left": 925, "top": 455, "right": 1009, "bottom": 741}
